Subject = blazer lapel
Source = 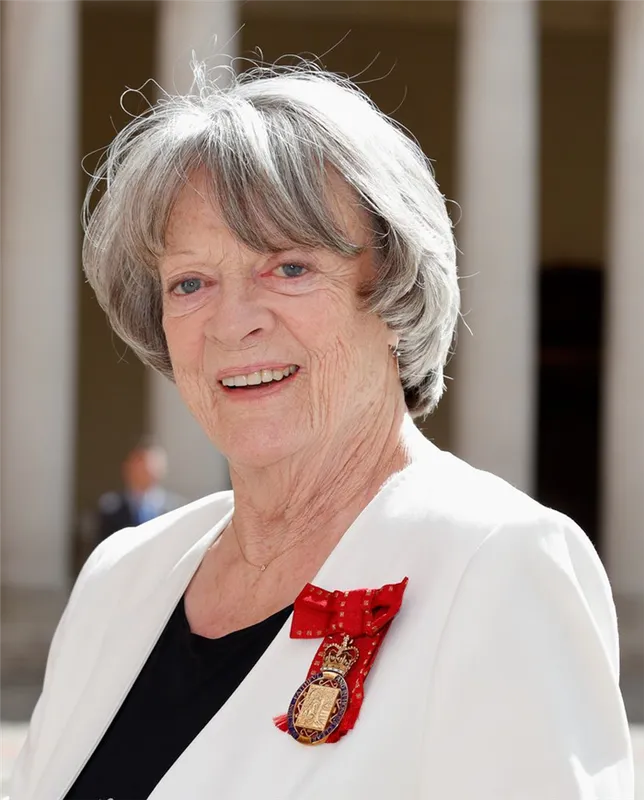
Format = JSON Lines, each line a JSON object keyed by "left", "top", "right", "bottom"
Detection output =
{"left": 35, "top": 507, "right": 233, "bottom": 800}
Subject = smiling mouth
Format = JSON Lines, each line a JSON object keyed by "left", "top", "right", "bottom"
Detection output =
{"left": 220, "top": 365, "right": 299, "bottom": 389}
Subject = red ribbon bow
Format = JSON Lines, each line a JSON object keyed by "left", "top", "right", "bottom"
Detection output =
{"left": 290, "top": 580, "right": 408, "bottom": 640}
{"left": 275, "top": 578, "right": 408, "bottom": 743}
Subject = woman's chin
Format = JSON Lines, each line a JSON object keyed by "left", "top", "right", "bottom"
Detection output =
{"left": 219, "top": 427, "right": 304, "bottom": 470}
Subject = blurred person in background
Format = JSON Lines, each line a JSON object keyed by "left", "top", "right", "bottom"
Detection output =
{"left": 8, "top": 61, "right": 633, "bottom": 800}
{"left": 96, "top": 441, "right": 184, "bottom": 543}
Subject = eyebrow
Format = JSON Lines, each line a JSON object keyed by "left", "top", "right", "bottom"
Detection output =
{"left": 161, "top": 249, "right": 201, "bottom": 260}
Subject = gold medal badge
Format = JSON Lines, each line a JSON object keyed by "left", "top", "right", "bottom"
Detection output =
{"left": 286, "top": 635, "right": 359, "bottom": 745}
{"left": 274, "top": 579, "right": 409, "bottom": 744}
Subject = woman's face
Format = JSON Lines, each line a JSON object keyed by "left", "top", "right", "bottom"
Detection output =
{"left": 159, "top": 170, "right": 400, "bottom": 469}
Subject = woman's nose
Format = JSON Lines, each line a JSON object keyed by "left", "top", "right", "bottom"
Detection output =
{"left": 204, "top": 278, "right": 274, "bottom": 349}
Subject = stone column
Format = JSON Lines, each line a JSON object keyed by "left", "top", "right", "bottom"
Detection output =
{"left": 453, "top": 0, "right": 539, "bottom": 493}
{"left": 603, "top": 0, "right": 644, "bottom": 718}
{"left": 1, "top": 0, "right": 79, "bottom": 591}
{"left": 150, "top": 1, "right": 237, "bottom": 499}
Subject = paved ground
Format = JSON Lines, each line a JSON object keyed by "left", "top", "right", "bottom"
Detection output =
{"left": 2, "top": 719, "right": 643, "bottom": 797}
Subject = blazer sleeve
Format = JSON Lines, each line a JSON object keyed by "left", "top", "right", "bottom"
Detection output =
{"left": 421, "top": 512, "right": 634, "bottom": 800}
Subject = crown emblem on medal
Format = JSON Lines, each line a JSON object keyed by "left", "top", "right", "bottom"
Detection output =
{"left": 321, "top": 634, "right": 360, "bottom": 676}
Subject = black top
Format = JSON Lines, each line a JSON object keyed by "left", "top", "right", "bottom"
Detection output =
{"left": 64, "top": 597, "right": 293, "bottom": 800}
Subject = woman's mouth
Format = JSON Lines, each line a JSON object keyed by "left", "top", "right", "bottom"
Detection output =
{"left": 220, "top": 365, "right": 299, "bottom": 389}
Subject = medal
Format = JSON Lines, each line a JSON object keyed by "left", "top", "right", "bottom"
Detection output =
{"left": 274, "top": 578, "right": 409, "bottom": 744}
{"left": 287, "top": 634, "right": 359, "bottom": 745}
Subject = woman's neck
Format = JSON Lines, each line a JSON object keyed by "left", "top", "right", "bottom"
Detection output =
{"left": 227, "top": 401, "right": 411, "bottom": 571}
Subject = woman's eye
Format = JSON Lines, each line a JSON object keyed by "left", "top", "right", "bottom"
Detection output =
{"left": 274, "top": 263, "right": 308, "bottom": 279}
{"left": 173, "top": 278, "right": 202, "bottom": 295}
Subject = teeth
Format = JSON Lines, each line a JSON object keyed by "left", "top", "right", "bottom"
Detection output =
{"left": 222, "top": 365, "right": 298, "bottom": 388}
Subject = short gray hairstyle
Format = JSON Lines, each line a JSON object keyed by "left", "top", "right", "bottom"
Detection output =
{"left": 83, "top": 62, "right": 459, "bottom": 416}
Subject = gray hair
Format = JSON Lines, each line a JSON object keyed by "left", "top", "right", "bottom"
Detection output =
{"left": 83, "top": 62, "right": 459, "bottom": 416}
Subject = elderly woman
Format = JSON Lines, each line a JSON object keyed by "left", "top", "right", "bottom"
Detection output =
{"left": 11, "top": 64, "right": 632, "bottom": 800}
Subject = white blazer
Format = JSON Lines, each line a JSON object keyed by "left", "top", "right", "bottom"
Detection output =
{"left": 10, "top": 427, "right": 634, "bottom": 799}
